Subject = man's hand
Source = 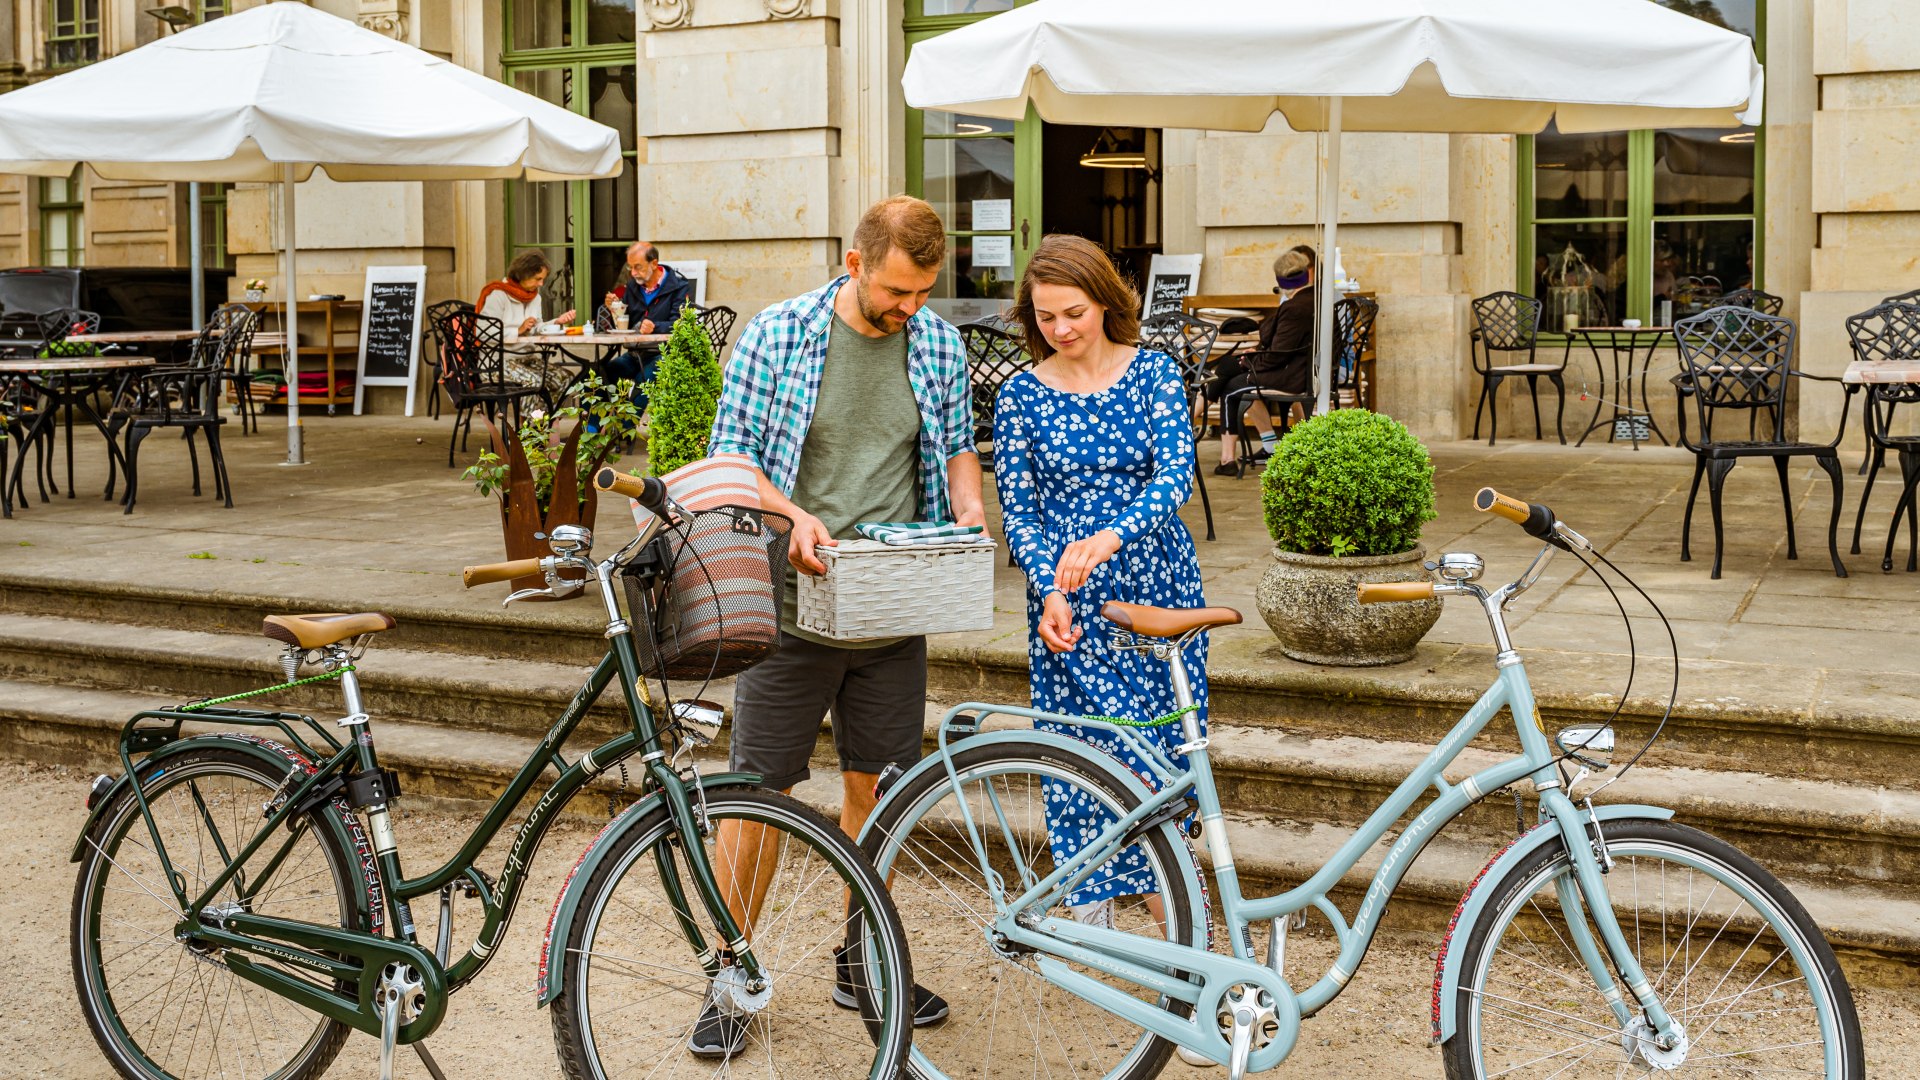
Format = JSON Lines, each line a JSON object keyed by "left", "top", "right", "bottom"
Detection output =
{"left": 954, "top": 504, "right": 988, "bottom": 537}
{"left": 1055, "top": 531, "right": 1122, "bottom": 593}
{"left": 789, "top": 511, "right": 835, "bottom": 576}
{"left": 1037, "top": 592, "right": 1080, "bottom": 653}
{"left": 603, "top": 291, "right": 620, "bottom": 309}
{"left": 639, "top": 318, "right": 656, "bottom": 334}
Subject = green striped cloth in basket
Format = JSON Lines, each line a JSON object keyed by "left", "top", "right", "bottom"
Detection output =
{"left": 854, "top": 521, "right": 992, "bottom": 546}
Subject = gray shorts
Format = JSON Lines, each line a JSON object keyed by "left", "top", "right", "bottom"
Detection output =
{"left": 728, "top": 631, "right": 928, "bottom": 791}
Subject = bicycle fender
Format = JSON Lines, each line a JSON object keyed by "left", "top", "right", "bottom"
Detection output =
{"left": 536, "top": 773, "right": 763, "bottom": 1007}
{"left": 1430, "top": 804, "right": 1674, "bottom": 1044}
{"left": 858, "top": 728, "right": 1212, "bottom": 951}
{"left": 68, "top": 732, "right": 385, "bottom": 936}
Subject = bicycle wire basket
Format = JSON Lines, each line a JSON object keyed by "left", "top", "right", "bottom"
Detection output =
{"left": 621, "top": 503, "right": 793, "bottom": 681}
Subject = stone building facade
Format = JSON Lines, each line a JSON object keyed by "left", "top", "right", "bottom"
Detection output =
{"left": 0, "top": 0, "right": 1908, "bottom": 443}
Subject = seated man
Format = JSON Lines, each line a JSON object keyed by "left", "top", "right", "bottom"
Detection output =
{"left": 602, "top": 241, "right": 696, "bottom": 415}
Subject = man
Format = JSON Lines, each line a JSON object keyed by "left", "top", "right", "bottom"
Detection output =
{"left": 690, "top": 195, "right": 983, "bottom": 1057}
{"left": 602, "top": 241, "right": 696, "bottom": 414}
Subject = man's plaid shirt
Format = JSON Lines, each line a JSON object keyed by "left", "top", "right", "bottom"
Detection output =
{"left": 708, "top": 276, "right": 976, "bottom": 522}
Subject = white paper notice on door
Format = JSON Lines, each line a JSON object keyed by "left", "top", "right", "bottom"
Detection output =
{"left": 972, "top": 199, "right": 1012, "bottom": 231}
{"left": 973, "top": 235, "right": 1013, "bottom": 268}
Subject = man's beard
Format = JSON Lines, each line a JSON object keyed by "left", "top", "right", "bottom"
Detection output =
{"left": 854, "top": 284, "right": 904, "bottom": 332}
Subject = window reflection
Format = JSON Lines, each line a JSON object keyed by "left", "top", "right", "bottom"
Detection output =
{"left": 1653, "top": 128, "right": 1754, "bottom": 216}
{"left": 1534, "top": 222, "right": 1626, "bottom": 332}
{"left": 1655, "top": 220, "right": 1754, "bottom": 323}
{"left": 923, "top": 137, "right": 1015, "bottom": 231}
{"left": 1534, "top": 119, "right": 1627, "bottom": 220}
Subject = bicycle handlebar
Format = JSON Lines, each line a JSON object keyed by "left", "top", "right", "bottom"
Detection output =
{"left": 594, "top": 467, "right": 669, "bottom": 515}
{"left": 1356, "top": 581, "right": 1436, "bottom": 605}
{"left": 462, "top": 558, "right": 541, "bottom": 588}
{"left": 1474, "top": 486, "right": 1586, "bottom": 550}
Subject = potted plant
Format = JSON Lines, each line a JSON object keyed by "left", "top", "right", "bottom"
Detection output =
{"left": 465, "top": 372, "right": 640, "bottom": 594}
{"left": 243, "top": 277, "right": 268, "bottom": 303}
{"left": 644, "top": 305, "right": 723, "bottom": 477}
{"left": 1255, "top": 409, "right": 1440, "bottom": 666}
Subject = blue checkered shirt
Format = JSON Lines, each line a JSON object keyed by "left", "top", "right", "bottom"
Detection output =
{"left": 708, "top": 277, "right": 976, "bottom": 522}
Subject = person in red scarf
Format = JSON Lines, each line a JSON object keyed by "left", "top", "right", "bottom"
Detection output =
{"left": 477, "top": 250, "right": 576, "bottom": 393}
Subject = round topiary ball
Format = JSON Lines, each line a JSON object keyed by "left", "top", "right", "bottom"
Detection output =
{"left": 1261, "top": 409, "right": 1436, "bottom": 557}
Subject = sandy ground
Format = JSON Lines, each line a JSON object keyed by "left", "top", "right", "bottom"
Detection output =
{"left": 8, "top": 760, "right": 1917, "bottom": 1079}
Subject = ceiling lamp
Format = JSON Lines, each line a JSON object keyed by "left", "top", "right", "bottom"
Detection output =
{"left": 1080, "top": 128, "right": 1159, "bottom": 181}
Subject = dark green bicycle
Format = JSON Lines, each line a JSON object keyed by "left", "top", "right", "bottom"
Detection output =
{"left": 68, "top": 470, "right": 913, "bottom": 1079}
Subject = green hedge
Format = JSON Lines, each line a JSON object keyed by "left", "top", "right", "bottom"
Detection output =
{"left": 1261, "top": 409, "right": 1435, "bottom": 557}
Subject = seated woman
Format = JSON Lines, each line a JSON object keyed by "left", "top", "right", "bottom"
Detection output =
{"left": 1204, "top": 245, "right": 1316, "bottom": 473}
{"left": 476, "top": 251, "right": 576, "bottom": 394}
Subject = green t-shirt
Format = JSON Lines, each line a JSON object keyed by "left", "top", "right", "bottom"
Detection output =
{"left": 784, "top": 312, "right": 922, "bottom": 647}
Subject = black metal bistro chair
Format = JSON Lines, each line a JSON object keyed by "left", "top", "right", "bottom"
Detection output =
{"left": 193, "top": 304, "right": 262, "bottom": 435}
{"left": 1139, "top": 312, "right": 1220, "bottom": 541}
{"left": 1470, "top": 290, "right": 1569, "bottom": 445}
{"left": 36, "top": 307, "right": 101, "bottom": 346}
{"left": 437, "top": 308, "right": 543, "bottom": 468}
{"left": 1670, "top": 306, "right": 1851, "bottom": 580}
{"left": 1331, "top": 294, "right": 1380, "bottom": 407}
{"left": 1718, "top": 287, "right": 1785, "bottom": 315}
{"left": 960, "top": 320, "right": 1030, "bottom": 454}
{"left": 693, "top": 304, "right": 738, "bottom": 357}
{"left": 1851, "top": 288, "right": 1920, "bottom": 476}
{"left": 107, "top": 332, "right": 234, "bottom": 515}
{"left": 421, "top": 299, "right": 473, "bottom": 422}
{"left": 1844, "top": 301, "right": 1920, "bottom": 570}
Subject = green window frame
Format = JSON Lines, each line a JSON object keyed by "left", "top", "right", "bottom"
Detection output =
{"left": 46, "top": 0, "right": 100, "bottom": 68}
{"left": 39, "top": 168, "right": 83, "bottom": 267}
{"left": 194, "top": 0, "right": 226, "bottom": 22}
{"left": 904, "top": 0, "right": 1042, "bottom": 307}
{"left": 199, "top": 183, "right": 230, "bottom": 271}
{"left": 1517, "top": 0, "right": 1764, "bottom": 329}
{"left": 501, "top": 0, "right": 637, "bottom": 316}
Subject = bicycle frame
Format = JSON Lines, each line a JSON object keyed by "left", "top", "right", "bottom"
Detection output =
{"left": 919, "top": 544, "right": 1685, "bottom": 1071}
{"left": 87, "top": 541, "right": 769, "bottom": 1043}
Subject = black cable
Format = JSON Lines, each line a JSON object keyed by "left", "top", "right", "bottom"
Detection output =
{"left": 1588, "top": 545, "right": 1680, "bottom": 777}
{"left": 1564, "top": 543, "right": 1637, "bottom": 744}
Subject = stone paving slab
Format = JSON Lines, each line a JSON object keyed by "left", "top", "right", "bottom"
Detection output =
{"left": 2, "top": 414, "right": 1917, "bottom": 741}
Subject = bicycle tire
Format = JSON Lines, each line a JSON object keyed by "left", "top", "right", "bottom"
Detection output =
{"left": 548, "top": 786, "right": 913, "bottom": 1079}
{"left": 861, "top": 738, "right": 1202, "bottom": 1080}
{"left": 1441, "top": 818, "right": 1864, "bottom": 1078}
{"left": 71, "top": 744, "right": 369, "bottom": 1080}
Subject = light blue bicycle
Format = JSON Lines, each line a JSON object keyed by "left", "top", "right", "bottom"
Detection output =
{"left": 861, "top": 487, "right": 1863, "bottom": 1079}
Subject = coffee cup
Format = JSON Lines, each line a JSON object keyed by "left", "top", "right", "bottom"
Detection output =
{"left": 1622, "top": 318, "right": 1642, "bottom": 329}
{"left": 614, "top": 313, "right": 630, "bottom": 331}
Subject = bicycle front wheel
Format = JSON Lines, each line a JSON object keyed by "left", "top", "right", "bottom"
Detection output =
{"left": 71, "top": 743, "right": 368, "bottom": 1080}
{"left": 1442, "top": 818, "right": 1863, "bottom": 1078}
{"left": 861, "top": 739, "right": 1203, "bottom": 1080}
{"left": 548, "top": 787, "right": 913, "bottom": 1079}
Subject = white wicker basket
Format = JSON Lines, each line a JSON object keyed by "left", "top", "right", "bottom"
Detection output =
{"left": 795, "top": 538, "right": 998, "bottom": 641}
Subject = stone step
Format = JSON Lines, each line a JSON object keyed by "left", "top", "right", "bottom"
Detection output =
{"left": 11, "top": 680, "right": 1909, "bottom": 988}
{"left": 5, "top": 568, "right": 1913, "bottom": 790}
{"left": 6, "top": 607, "right": 1915, "bottom": 891}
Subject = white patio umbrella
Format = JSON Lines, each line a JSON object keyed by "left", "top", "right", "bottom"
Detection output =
{"left": 903, "top": 0, "right": 1764, "bottom": 412}
{"left": 0, "top": 1, "right": 623, "bottom": 464}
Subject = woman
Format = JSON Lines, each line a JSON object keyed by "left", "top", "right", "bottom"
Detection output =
{"left": 476, "top": 250, "right": 576, "bottom": 391}
{"left": 1205, "top": 244, "right": 1316, "bottom": 472}
{"left": 993, "top": 234, "right": 1209, "bottom": 926}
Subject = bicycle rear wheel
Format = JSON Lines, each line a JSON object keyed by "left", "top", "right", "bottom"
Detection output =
{"left": 548, "top": 787, "right": 913, "bottom": 1079}
{"left": 861, "top": 739, "right": 1203, "bottom": 1080}
{"left": 70, "top": 743, "right": 369, "bottom": 1080}
{"left": 1442, "top": 819, "right": 1863, "bottom": 1078}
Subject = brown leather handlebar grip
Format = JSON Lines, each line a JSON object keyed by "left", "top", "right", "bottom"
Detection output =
{"left": 1475, "top": 487, "right": 1531, "bottom": 525}
{"left": 1356, "top": 581, "right": 1437, "bottom": 605}
{"left": 594, "top": 467, "right": 649, "bottom": 499}
{"left": 462, "top": 558, "right": 541, "bottom": 589}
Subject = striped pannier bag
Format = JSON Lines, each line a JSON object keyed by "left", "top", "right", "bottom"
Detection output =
{"left": 623, "top": 454, "right": 792, "bottom": 680}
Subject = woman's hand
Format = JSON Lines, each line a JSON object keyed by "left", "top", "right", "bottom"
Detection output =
{"left": 518, "top": 316, "right": 538, "bottom": 335}
{"left": 556, "top": 309, "right": 577, "bottom": 325}
{"left": 788, "top": 511, "right": 836, "bottom": 576}
{"left": 1054, "top": 530, "right": 1122, "bottom": 593}
{"left": 1038, "top": 591, "right": 1081, "bottom": 653}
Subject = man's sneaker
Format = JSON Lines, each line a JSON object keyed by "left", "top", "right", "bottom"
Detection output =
{"left": 831, "top": 945, "right": 950, "bottom": 1026}
{"left": 687, "top": 997, "right": 748, "bottom": 1059}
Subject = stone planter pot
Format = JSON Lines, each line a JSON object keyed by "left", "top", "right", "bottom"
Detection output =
{"left": 1255, "top": 546, "right": 1440, "bottom": 666}
{"left": 244, "top": 289, "right": 265, "bottom": 303}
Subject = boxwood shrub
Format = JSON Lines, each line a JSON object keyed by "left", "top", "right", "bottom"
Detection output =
{"left": 1261, "top": 409, "right": 1435, "bottom": 557}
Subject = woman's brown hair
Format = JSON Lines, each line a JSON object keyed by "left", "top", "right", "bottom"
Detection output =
{"left": 506, "top": 249, "right": 550, "bottom": 287}
{"left": 1009, "top": 235, "right": 1140, "bottom": 361}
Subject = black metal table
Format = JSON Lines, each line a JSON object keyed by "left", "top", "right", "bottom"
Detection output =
{"left": 1571, "top": 326, "right": 1673, "bottom": 450}
{"left": 2, "top": 355, "right": 153, "bottom": 512}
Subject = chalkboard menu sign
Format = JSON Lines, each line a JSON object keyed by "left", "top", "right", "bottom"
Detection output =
{"left": 353, "top": 265, "right": 427, "bottom": 416}
{"left": 1141, "top": 254, "right": 1203, "bottom": 321}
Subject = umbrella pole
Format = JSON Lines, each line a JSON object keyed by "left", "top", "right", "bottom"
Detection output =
{"left": 188, "top": 182, "right": 203, "bottom": 332}
{"left": 282, "top": 163, "right": 305, "bottom": 466}
{"left": 1315, "top": 96, "right": 1342, "bottom": 416}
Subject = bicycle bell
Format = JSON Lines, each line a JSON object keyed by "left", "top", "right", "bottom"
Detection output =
{"left": 547, "top": 524, "right": 593, "bottom": 556}
{"left": 1432, "top": 552, "right": 1485, "bottom": 583}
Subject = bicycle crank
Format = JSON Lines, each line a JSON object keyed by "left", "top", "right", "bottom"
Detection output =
{"left": 376, "top": 962, "right": 427, "bottom": 1080}
{"left": 1218, "top": 983, "right": 1281, "bottom": 1080}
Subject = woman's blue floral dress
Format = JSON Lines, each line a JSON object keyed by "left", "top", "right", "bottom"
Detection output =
{"left": 993, "top": 348, "right": 1208, "bottom": 904}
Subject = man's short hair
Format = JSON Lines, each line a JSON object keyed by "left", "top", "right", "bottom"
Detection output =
{"left": 853, "top": 195, "right": 946, "bottom": 272}
{"left": 628, "top": 241, "right": 657, "bottom": 262}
